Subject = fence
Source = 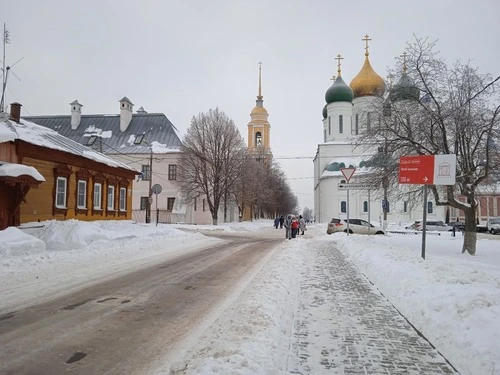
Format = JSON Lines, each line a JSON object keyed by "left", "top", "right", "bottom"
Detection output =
{"left": 132, "top": 209, "right": 186, "bottom": 224}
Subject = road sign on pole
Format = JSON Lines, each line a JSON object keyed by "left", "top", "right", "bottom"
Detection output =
{"left": 338, "top": 183, "right": 378, "bottom": 190}
{"left": 399, "top": 154, "right": 456, "bottom": 185}
{"left": 340, "top": 167, "right": 356, "bottom": 182}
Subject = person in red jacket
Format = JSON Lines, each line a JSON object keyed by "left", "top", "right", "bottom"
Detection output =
{"left": 291, "top": 216, "right": 299, "bottom": 238}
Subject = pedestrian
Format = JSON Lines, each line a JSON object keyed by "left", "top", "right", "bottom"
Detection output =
{"left": 279, "top": 215, "right": 284, "bottom": 229}
{"left": 299, "top": 215, "right": 306, "bottom": 235}
{"left": 284, "top": 214, "right": 292, "bottom": 239}
{"left": 291, "top": 216, "right": 299, "bottom": 238}
{"left": 274, "top": 217, "right": 279, "bottom": 229}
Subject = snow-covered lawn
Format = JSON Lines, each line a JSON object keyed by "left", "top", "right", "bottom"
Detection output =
{"left": 1, "top": 220, "right": 498, "bottom": 375}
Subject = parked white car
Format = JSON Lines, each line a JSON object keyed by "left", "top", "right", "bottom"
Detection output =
{"left": 487, "top": 217, "right": 500, "bottom": 234}
{"left": 411, "top": 220, "right": 450, "bottom": 231}
{"left": 327, "top": 218, "right": 385, "bottom": 235}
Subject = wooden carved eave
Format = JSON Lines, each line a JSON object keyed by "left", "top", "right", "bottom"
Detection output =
{"left": 119, "top": 178, "right": 130, "bottom": 187}
{"left": 93, "top": 172, "right": 106, "bottom": 183}
{"left": 53, "top": 164, "right": 72, "bottom": 177}
{"left": 0, "top": 175, "right": 42, "bottom": 188}
{"left": 76, "top": 168, "right": 91, "bottom": 180}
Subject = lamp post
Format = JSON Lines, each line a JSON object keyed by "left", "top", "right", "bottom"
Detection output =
{"left": 134, "top": 136, "right": 153, "bottom": 224}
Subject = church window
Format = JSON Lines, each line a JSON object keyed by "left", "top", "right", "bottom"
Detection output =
{"left": 427, "top": 201, "right": 433, "bottom": 214}
{"left": 339, "top": 115, "right": 343, "bottom": 134}
{"left": 324, "top": 129, "right": 326, "bottom": 142}
{"left": 328, "top": 117, "right": 331, "bottom": 135}
{"left": 367, "top": 112, "right": 371, "bottom": 131}
{"left": 340, "top": 201, "right": 347, "bottom": 213}
{"left": 403, "top": 201, "right": 408, "bottom": 213}
{"left": 363, "top": 201, "right": 368, "bottom": 213}
{"left": 255, "top": 132, "right": 262, "bottom": 147}
{"left": 355, "top": 114, "right": 359, "bottom": 135}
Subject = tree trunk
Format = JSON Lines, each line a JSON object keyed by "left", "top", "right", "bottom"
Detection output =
{"left": 462, "top": 207, "right": 477, "bottom": 255}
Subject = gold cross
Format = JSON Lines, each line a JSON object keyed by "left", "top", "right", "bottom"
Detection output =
{"left": 335, "top": 54, "right": 343, "bottom": 75}
{"left": 362, "top": 34, "right": 372, "bottom": 53}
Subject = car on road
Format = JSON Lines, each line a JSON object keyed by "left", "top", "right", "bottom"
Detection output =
{"left": 447, "top": 221, "right": 465, "bottom": 232}
{"left": 327, "top": 218, "right": 385, "bottom": 235}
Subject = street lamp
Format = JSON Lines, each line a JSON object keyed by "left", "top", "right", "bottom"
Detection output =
{"left": 134, "top": 135, "right": 153, "bottom": 224}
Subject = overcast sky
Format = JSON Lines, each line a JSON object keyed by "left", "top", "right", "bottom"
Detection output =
{"left": 3, "top": 0, "right": 499, "bottom": 211}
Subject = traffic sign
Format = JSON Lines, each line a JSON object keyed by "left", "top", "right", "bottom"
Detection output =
{"left": 399, "top": 154, "right": 456, "bottom": 185}
{"left": 338, "top": 182, "right": 378, "bottom": 190}
{"left": 152, "top": 184, "right": 162, "bottom": 194}
{"left": 340, "top": 167, "right": 356, "bottom": 182}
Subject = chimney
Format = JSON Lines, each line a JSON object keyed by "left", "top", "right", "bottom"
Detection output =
{"left": 119, "top": 97, "right": 134, "bottom": 132}
{"left": 70, "top": 100, "right": 83, "bottom": 129}
{"left": 9, "top": 102, "right": 22, "bottom": 123}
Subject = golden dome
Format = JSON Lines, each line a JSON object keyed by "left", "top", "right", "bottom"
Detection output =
{"left": 251, "top": 106, "right": 268, "bottom": 116}
{"left": 350, "top": 53, "right": 385, "bottom": 98}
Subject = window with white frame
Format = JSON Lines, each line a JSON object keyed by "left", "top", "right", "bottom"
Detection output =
{"left": 340, "top": 201, "right": 347, "bottom": 213}
{"left": 119, "top": 187, "right": 127, "bottom": 211}
{"left": 55, "top": 177, "right": 67, "bottom": 208}
{"left": 339, "top": 115, "right": 344, "bottom": 134}
{"left": 77, "top": 180, "right": 87, "bottom": 209}
{"left": 94, "top": 183, "right": 102, "bottom": 209}
{"left": 107, "top": 185, "right": 115, "bottom": 210}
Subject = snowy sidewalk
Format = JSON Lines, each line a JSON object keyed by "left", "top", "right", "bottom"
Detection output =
{"left": 288, "top": 240, "right": 457, "bottom": 374}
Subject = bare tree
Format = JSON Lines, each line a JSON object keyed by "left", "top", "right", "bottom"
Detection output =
{"left": 363, "top": 36, "right": 500, "bottom": 255}
{"left": 178, "top": 108, "right": 246, "bottom": 225}
{"left": 302, "top": 207, "right": 313, "bottom": 222}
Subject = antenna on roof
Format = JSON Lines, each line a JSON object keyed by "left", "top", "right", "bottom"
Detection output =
{"left": 1, "top": 23, "right": 24, "bottom": 113}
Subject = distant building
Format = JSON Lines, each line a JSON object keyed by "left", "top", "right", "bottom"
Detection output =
{"left": 0, "top": 103, "right": 137, "bottom": 230}
{"left": 24, "top": 98, "right": 219, "bottom": 224}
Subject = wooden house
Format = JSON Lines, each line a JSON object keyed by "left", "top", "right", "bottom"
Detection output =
{"left": 0, "top": 103, "right": 138, "bottom": 230}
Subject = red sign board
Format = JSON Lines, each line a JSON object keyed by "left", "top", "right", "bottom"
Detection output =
{"left": 399, "top": 154, "right": 456, "bottom": 185}
{"left": 399, "top": 155, "right": 435, "bottom": 184}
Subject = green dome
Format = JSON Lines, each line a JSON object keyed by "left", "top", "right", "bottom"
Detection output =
{"left": 389, "top": 73, "right": 419, "bottom": 102}
{"left": 322, "top": 104, "right": 327, "bottom": 119}
{"left": 325, "top": 76, "right": 354, "bottom": 104}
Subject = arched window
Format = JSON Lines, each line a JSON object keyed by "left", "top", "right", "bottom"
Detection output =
{"left": 363, "top": 200, "right": 368, "bottom": 213}
{"left": 355, "top": 114, "right": 359, "bottom": 135}
{"left": 328, "top": 117, "right": 331, "bottom": 135}
{"left": 339, "top": 115, "right": 343, "bottom": 134}
{"left": 367, "top": 112, "right": 371, "bottom": 131}
{"left": 403, "top": 201, "right": 408, "bottom": 213}
{"left": 427, "top": 201, "right": 433, "bottom": 214}
{"left": 340, "top": 201, "right": 347, "bottom": 213}
{"left": 255, "top": 132, "right": 262, "bottom": 147}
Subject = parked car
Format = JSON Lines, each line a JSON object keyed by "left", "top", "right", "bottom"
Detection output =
{"left": 409, "top": 220, "right": 449, "bottom": 231}
{"left": 487, "top": 217, "right": 500, "bottom": 234}
{"left": 327, "top": 218, "right": 385, "bottom": 235}
{"left": 447, "top": 221, "right": 465, "bottom": 232}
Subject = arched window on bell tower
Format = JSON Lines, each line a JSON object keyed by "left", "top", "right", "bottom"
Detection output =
{"left": 255, "top": 132, "right": 262, "bottom": 147}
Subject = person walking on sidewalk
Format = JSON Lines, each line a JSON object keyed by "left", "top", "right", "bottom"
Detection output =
{"left": 284, "top": 214, "right": 292, "bottom": 239}
{"left": 299, "top": 215, "right": 306, "bottom": 235}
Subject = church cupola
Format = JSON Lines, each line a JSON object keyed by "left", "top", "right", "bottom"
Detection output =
{"left": 389, "top": 52, "right": 420, "bottom": 102}
{"left": 325, "top": 54, "right": 353, "bottom": 104}
{"left": 350, "top": 35, "right": 385, "bottom": 98}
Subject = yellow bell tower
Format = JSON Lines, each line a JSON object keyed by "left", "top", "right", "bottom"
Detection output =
{"left": 247, "top": 62, "right": 271, "bottom": 156}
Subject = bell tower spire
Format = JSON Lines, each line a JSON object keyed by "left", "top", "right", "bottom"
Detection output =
{"left": 247, "top": 62, "right": 271, "bottom": 156}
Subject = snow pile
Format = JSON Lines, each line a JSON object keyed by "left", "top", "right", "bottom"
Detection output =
{"left": 332, "top": 232, "right": 500, "bottom": 375}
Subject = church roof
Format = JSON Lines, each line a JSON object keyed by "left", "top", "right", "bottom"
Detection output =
{"left": 350, "top": 54, "right": 385, "bottom": 98}
{"left": 325, "top": 76, "right": 353, "bottom": 104}
{"left": 389, "top": 72, "right": 420, "bottom": 102}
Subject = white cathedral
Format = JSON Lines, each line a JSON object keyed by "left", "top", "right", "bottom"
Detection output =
{"left": 313, "top": 36, "right": 446, "bottom": 226}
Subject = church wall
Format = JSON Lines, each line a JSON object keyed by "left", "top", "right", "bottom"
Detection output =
{"left": 325, "top": 102, "right": 353, "bottom": 142}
